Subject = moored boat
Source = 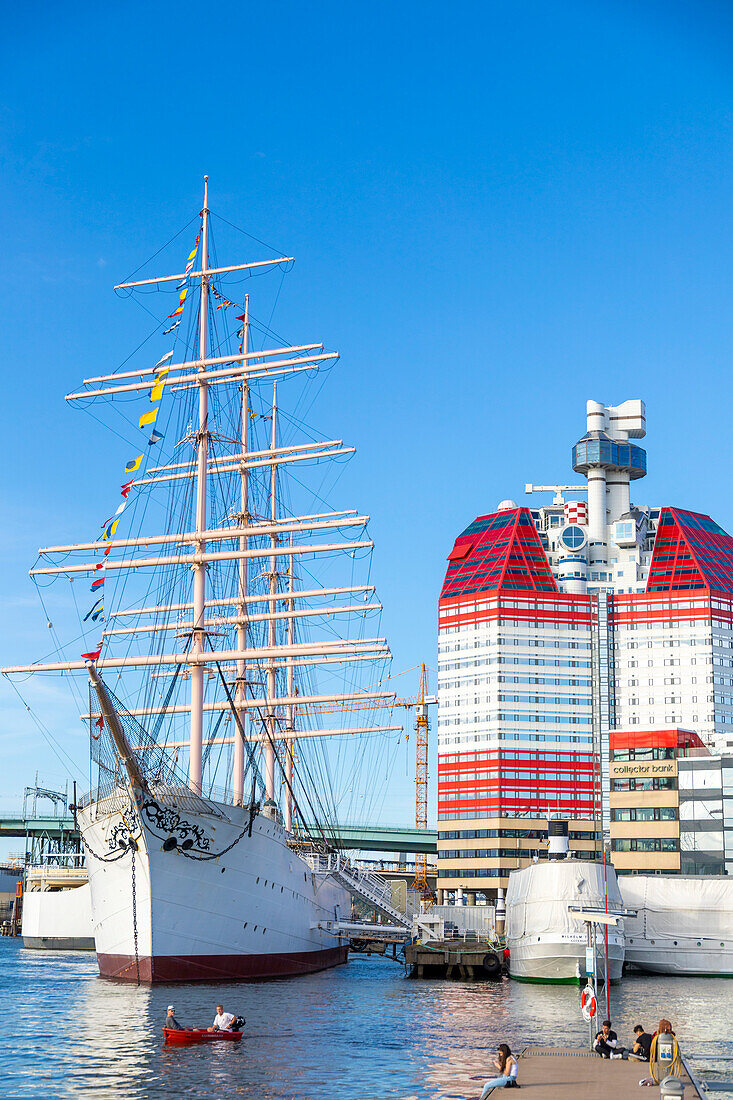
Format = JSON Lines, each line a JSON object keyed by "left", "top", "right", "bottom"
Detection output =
{"left": 22, "top": 865, "right": 94, "bottom": 951}
{"left": 2, "top": 179, "right": 398, "bottom": 983}
{"left": 620, "top": 874, "right": 733, "bottom": 977}
{"left": 506, "top": 859, "right": 625, "bottom": 984}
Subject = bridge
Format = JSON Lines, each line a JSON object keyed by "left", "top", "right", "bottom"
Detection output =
{"left": 314, "top": 823, "right": 437, "bottom": 853}
{"left": 0, "top": 814, "right": 76, "bottom": 840}
{"left": 0, "top": 812, "right": 437, "bottom": 855}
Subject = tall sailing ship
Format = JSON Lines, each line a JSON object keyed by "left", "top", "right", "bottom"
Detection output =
{"left": 2, "top": 180, "right": 399, "bottom": 982}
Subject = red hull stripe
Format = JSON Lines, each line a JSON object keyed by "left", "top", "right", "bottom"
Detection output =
{"left": 97, "top": 944, "right": 348, "bottom": 984}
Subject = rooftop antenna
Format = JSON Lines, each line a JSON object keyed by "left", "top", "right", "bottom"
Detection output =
{"left": 525, "top": 483, "right": 588, "bottom": 507}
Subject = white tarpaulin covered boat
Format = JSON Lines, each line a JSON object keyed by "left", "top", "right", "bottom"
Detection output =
{"left": 620, "top": 875, "right": 733, "bottom": 977}
{"left": 506, "top": 860, "right": 625, "bottom": 984}
{"left": 22, "top": 881, "right": 94, "bottom": 951}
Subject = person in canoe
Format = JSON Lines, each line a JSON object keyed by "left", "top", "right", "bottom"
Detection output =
{"left": 164, "top": 1005, "right": 184, "bottom": 1030}
{"left": 208, "top": 1005, "right": 239, "bottom": 1032}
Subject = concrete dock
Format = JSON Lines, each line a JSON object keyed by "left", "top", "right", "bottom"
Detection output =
{"left": 481, "top": 1047, "right": 701, "bottom": 1097}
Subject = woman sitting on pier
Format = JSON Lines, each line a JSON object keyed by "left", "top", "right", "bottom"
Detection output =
{"left": 480, "top": 1044, "right": 520, "bottom": 1094}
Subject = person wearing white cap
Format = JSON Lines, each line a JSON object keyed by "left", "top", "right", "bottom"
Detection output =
{"left": 164, "top": 1005, "right": 184, "bottom": 1031}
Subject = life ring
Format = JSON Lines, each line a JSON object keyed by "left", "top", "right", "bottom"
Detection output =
{"left": 581, "top": 987, "right": 597, "bottom": 1021}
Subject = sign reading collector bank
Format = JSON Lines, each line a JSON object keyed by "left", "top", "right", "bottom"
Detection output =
{"left": 609, "top": 760, "right": 677, "bottom": 778}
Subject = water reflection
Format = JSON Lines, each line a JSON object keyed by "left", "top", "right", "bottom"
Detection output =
{"left": 0, "top": 940, "right": 730, "bottom": 1099}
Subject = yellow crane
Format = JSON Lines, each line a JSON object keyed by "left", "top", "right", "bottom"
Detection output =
{"left": 396, "top": 663, "right": 437, "bottom": 898}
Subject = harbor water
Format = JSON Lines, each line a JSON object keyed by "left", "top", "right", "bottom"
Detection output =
{"left": 1, "top": 938, "right": 730, "bottom": 1098}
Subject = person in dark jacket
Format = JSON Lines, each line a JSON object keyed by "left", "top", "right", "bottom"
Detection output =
{"left": 164, "top": 1005, "right": 184, "bottom": 1030}
{"left": 629, "top": 1025, "right": 653, "bottom": 1061}
{"left": 594, "top": 1020, "right": 624, "bottom": 1058}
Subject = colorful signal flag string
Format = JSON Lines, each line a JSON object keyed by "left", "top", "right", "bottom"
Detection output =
{"left": 80, "top": 233, "right": 200, "bottom": 657}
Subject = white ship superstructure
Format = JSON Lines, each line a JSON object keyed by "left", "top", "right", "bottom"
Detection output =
{"left": 2, "top": 180, "right": 399, "bottom": 982}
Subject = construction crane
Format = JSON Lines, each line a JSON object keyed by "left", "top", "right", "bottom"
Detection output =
{"left": 396, "top": 663, "right": 437, "bottom": 898}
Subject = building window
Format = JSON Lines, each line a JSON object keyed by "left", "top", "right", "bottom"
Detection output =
{"left": 612, "top": 837, "right": 679, "bottom": 852}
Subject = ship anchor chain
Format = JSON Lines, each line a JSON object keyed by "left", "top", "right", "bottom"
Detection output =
{"left": 70, "top": 802, "right": 135, "bottom": 864}
{"left": 140, "top": 797, "right": 251, "bottom": 862}
{"left": 140, "top": 798, "right": 213, "bottom": 853}
{"left": 130, "top": 842, "right": 140, "bottom": 985}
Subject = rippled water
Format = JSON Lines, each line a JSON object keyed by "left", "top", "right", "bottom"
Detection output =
{"left": 0, "top": 939, "right": 730, "bottom": 1098}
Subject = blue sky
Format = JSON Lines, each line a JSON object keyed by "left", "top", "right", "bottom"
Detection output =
{"left": 1, "top": 1, "right": 731, "bottom": 836}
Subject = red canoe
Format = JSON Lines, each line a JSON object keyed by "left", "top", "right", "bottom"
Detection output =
{"left": 163, "top": 1028, "right": 243, "bottom": 1045}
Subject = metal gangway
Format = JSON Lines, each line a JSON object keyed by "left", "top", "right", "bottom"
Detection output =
{"left": 303, "top": 851, "right": 419, "bottom": 931}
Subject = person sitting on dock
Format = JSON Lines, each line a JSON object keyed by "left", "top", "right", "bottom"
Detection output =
{"left": 479, "top": 1044, "right": 520, "bottom": 1094}
{"left": 164, "top": 1005, "right": 184, "bottom": 1031}
{"left": 208, "top": 1005, "right": 237, "bottom": 1032}
{"left": 629, "top": 1025, "right": 653, "bottom": 1062}
{"left": 593, "top": 1020, "right": 624, "bottom": 1058}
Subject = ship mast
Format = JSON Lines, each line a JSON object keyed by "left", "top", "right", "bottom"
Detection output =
{"left": 233, "top": 294, "right": 250, "bottom": 806}
{"left": 2, "top": 181, "right": 404, "bottom": 811}
{"left": 189, "top": 176, "right": 210, "bottom": 795}
{"left": 265, "top": 383, "right": 278, "bottom": 802}
{"left": 284, "top": 538, "right": 295, "bottom": 831}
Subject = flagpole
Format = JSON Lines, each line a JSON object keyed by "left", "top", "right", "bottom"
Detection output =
{"left": 189, "top": 176, "right": 210, "bottom": 795}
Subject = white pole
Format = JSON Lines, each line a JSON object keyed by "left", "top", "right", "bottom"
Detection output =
{"left": 189, "top": 176, "right": 210, "bottom": 794}
{"left": 284, "top": 539, "right": 295, "bottom": 831}
{"left": 265, "top": 383, "right": 278, "bottom": 802}
{"left": 233, "top": 296, "right": 249, "bottom": 806}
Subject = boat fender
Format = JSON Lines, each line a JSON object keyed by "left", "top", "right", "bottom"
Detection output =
{"left": 580, "top": 986, "right": 597, "bottom": 1021}
{"left": 481, "top": 952, "right": 502, "bottom": 979}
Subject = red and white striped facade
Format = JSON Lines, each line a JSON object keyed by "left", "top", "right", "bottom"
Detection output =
{"left": 437, "top": 400, "right": 733, "bottom": 901}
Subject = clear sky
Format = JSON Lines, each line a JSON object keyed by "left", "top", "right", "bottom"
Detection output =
{"left": 1, "top": 1, "right": 731, "bottom": 838}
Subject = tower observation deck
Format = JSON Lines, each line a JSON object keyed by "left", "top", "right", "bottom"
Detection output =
{"left": 572, "top": 400, "right": 647, "bottom": 560}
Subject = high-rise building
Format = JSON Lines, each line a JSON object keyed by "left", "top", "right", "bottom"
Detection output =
{"left": 437, "top": 399, "right": 733, "bottom": 902}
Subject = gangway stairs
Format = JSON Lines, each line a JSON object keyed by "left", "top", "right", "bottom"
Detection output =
{"left": 302, "top": 851, "right": 416, "bottom": 929}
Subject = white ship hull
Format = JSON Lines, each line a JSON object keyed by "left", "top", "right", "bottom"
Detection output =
{"left": 625, "top": 939, "right": 733, "bottom": 977}
{"left": 22, "top": 882, "right": 95, "bottom": 951}
{"left": 509, "top": 932, "right": 624, "bottom": 984}
{"left": 621, "top": 875, "right": 733, "bottom": 978}
{"left": 78, "top": 786, "right": 350, "bottom": 983}
{"left": 506, "top": 859, "right": 626, "bottom": 985}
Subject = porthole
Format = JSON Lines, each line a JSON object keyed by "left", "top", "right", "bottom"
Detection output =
{"left": 254, "top": 925, "right": 257, "bottom": 931}
{"left": 221, "top": 867, "right": 225, "bottom": 873}
{"left": 697, "top": 941, "right": 702, "bottom": 947}
{"left": 673, "top": 941, "right": 678, "bottom": 946}
{"left": 263, "top": 927, "right": 266, "bottom": 934}
{"left": 256, "top": 877, "right": 260, "bottom": 884}
{"left": 243, "top": 922, "right": 248, "bottom": 929}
